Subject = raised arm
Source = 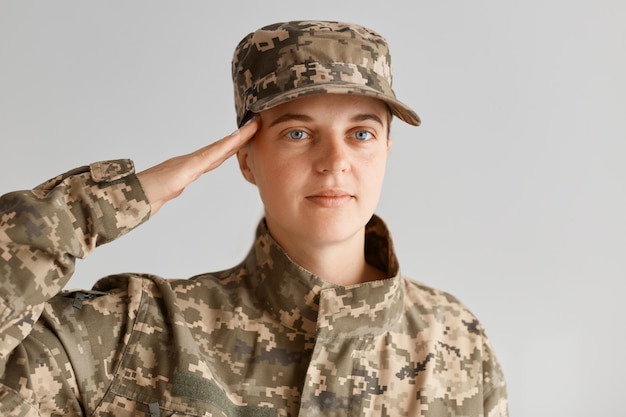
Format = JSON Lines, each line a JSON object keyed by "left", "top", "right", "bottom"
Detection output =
{"left": 0, "top": 119, "right": 259, "bottom": 365}
{"left": 138, "top": 118, "right": 259, "bottom": 216}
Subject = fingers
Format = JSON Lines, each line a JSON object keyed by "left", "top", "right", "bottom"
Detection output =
{"left": 194, "top": 116, "right": 260, "bottom": 174}
{"left": 137, "top": 117, "right": 261, "bottom": 216}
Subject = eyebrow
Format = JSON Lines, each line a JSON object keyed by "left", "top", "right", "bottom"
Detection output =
{"left": 268, "top": 113, "right": 313, "bottom": 127}
{"left": 268, "top": 112, "right": 385, "bottom": 127}
{"left": 351, "top": 113, "right": 385, "bottom": 126}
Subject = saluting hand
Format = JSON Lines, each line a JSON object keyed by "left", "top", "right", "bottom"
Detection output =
{"left": 137, "top": 117, "right": 259, "bottom": 216}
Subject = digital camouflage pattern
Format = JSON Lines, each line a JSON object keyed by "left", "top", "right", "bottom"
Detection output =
{"left": 231, "top": 20, "right": 421, "bottom": 127}
{"left": 0, "top": 160, "right": 508, "bottom": 416}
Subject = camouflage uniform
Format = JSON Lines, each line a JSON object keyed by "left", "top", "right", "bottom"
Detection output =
{"left": 0, "top": 160, "right": 508, "bottom": 416}
{"left": 230, "top": 20, "right": 421, "bottom": 127}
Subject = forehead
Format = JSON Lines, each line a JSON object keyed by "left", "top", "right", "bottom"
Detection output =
{"left": 261, "top": 93, "right": 389, "bottom": 119}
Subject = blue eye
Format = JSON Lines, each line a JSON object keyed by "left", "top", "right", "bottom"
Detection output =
{"left": 287, "top": 130, "right": 309, "bottom": 140}
{"left": 354, "top": 130, "right": 373, "bottom": 141}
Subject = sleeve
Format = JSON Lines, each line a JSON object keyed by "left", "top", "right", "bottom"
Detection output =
{"left": 0, "top": 159, "right": 151, "bottom": 363}
{"left": 482, "top": 333, "right": 509, "bottom": 417}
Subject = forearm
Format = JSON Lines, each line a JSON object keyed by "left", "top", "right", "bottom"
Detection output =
{"left": 0, "top": 159, "right": 150, "bottom": 360}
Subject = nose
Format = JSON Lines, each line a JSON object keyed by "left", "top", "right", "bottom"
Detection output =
{"left": 315, "top": 136, "right": 350, "bottom": 174}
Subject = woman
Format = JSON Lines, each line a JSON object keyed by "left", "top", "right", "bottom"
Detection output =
{"left": 0, "top": 20, "right": 508, "bottom": 416}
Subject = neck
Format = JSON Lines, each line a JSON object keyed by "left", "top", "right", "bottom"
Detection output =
{"left": 268, "top": 225, "right": 386, "bottom": 286}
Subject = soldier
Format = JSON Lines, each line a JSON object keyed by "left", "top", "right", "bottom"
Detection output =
{"left": 0, "top": 21, "right": 508, "bottom": 416}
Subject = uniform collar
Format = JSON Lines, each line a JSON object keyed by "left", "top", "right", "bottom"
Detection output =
{"left": 245, "top": 215, "right": 404, "bottom": 337}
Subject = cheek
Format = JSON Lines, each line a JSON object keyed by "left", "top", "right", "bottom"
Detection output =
{"left": 251, "top": 151, "right": 299, "bottom": 194}
{"left": 363, "top": 148, "right": 389, "bottom": 174}
{"left": 361, "top": 154, "right": 389, "bottom": 195}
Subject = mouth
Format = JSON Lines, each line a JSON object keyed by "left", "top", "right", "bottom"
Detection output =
{"left": 305, "top": 190, "right": 355, "bottom": 208}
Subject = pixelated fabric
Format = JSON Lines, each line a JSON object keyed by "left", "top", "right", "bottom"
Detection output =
{"left": 0, "top": 160, "right": 507, "bottom": 416}
{"left": 231, "top": 20, "right": 421, "bottom": 127}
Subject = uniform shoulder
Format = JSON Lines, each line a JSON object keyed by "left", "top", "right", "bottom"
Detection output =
{"left": 402, "top": 276, "right": 484, "bottom": 335}
{"left": 403, "top": 276, "right": 467, "bottom": 307}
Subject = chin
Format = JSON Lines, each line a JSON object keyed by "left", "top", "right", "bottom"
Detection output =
{"left": 303, "top": 217, "right": 368, "bottom": 244}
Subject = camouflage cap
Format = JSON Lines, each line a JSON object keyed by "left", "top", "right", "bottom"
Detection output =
{"left": 231, "top": 20, "right": 421, "bottom": 127}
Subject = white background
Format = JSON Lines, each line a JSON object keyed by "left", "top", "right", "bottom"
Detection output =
{"left": 1, "top": 1, "right": 625, "bottom": 416}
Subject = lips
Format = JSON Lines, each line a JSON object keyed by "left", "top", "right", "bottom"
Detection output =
{"left": 305, "top": 189, "right": 354, "bottom": 208}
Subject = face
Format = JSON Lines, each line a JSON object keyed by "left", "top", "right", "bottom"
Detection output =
{"left": 237, "top": 94, "right": 392, "bottom": 251}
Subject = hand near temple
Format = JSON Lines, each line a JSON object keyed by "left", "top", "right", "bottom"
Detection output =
{"left": 137, "top": 117, "right": 259, "bottom": 216}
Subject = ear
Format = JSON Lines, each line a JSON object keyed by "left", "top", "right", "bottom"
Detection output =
{"left": 386, "top": 137, "right": 393, "bottom": 154}
{"left": 236, "top": 145, "right": 257, "bottom": 185}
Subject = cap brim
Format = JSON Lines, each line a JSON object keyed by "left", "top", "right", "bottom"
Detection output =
{"left": 246, "top": 83, "right": 421, "bottom": 127}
